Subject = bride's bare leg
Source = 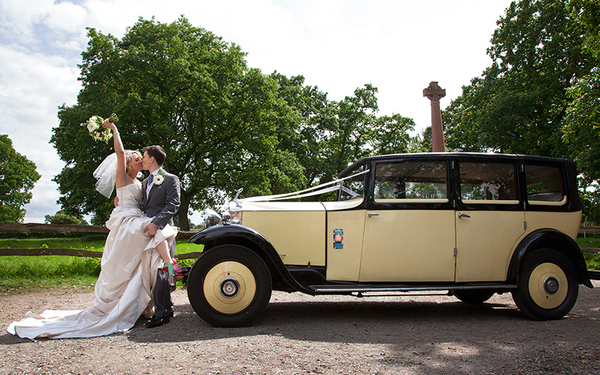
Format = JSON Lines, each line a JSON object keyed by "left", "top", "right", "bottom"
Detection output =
{"left": 156, "top": 240, "right": 174, "bottom": 270}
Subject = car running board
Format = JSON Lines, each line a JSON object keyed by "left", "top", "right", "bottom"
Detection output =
{"left": 309, "top": 283, "right": 517, "bottom": 294}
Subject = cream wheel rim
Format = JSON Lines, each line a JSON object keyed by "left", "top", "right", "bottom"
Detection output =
{"left": 204, "top": 261, "right": 256, "bottom": 314}
{"left": 528, "top": 262, "right": 568, "bottom": 309}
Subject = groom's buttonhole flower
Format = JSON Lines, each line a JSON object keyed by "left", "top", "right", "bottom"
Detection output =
{"left": 82, "top": 113, "right": 119, "bottom": 143}
{"left": 154, "top": 169, "right": 165, "bottom": 186}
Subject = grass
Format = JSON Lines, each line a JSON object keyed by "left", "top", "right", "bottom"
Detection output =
{"left": 578, "top": 236, "right": 600, "bottom": 270}
{"left": 1, "top": 235, "right": 599, "bottom": 293}
{"left": 0, "top": 236, "right": 202, "bottom": 293}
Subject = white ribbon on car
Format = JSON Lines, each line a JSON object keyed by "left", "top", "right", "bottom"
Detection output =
{"left": 240, "top": 169, "right": 369, "bottom": 202}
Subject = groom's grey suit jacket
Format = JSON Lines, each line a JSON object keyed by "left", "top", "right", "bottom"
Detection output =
{"left": 142, "top": 168, "right": 181, "bottom": 230}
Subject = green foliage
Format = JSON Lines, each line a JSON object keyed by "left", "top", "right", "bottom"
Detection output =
{"left": 272, "top": 73, "right": 421, "bottom": 189}
{"left": 441, "top": 0, "right": 600, "bottom": 221}
{"left": 52, "top": 16, "right": 421, "bottom": 230}
{"left": 370, "top": 114, "right": 419, "bottom": 155}
{"left": 444, "top": 0, "right": 598, "bottom": 157}
{"left": 52, "top": 17, "right": 307, "bottom": 229}
{"left": 0, "top": 134, "right": 41, "bottom": 223}
{"left": 577, "top": 236, "right": 600, "bottom": 270}
{"left": 45, "top": 212, "right": 88, "bottom": 225}
{"left": 584, "top": 251, "right": 600, "bottom": 270}
{"left": 564, "top": 0, "right": 600, "bottom": 188}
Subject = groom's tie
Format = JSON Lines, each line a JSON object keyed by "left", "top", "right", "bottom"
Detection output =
{"left": 146, "top": 174, "right": 154, "bottom": 199}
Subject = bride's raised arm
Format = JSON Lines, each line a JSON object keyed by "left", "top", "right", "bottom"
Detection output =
{"left": 102, "top": 119, "right": 128, "bottom": 189}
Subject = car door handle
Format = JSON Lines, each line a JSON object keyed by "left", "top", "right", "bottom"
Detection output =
{"left": 458, "top": 213, "right": 471, "bottom": 219}
{"left": 368, "top": 212, "right": 379, "bottom": 217}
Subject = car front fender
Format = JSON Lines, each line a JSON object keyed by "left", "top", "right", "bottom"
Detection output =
{"left": 188, "top": 225, "right": 314, "bottom": 294}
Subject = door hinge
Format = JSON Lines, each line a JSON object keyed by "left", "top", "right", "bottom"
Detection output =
{"left": 524, "top": 221, "right": 527, "bottom": 231}
{"left": 454, "top": 247, "right": 457, "bottom": 256}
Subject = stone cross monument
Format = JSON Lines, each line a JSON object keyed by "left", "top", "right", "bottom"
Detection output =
{"left": 423, "top": 81, "right": 446, "bottom": 152}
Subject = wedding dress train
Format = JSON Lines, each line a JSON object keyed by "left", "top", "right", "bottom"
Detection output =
{"left": 7, "top": 182, "right": 176, "bottom": 339}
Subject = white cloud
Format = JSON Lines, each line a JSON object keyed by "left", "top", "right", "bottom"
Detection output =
{"left": 44, "top": 1, "right": 88, "bottom": 34}
{"left": 0, "top": 0, "right": 54, "bottom": 45}
{"left": 0, "top": 43, "right": 79, "bottom": 223}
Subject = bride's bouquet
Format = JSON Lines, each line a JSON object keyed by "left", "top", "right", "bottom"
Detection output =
{"left": 83, "top": 113, "right": 119, "bottom": 143}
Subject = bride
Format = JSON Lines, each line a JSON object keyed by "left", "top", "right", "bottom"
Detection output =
{"left": 7, "top": 119, "right": 177, "bottom": 339}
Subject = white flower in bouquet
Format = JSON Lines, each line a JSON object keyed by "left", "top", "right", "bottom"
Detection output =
{"left": 86, "top": 116, "right": 100, "bottom": 132}
{"left": 82, "top": 113, "right": 119, "bottom": 143}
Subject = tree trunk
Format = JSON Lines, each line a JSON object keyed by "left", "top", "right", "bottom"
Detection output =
{"left": 178, "top": 190, "right": 191, "bottom": 231}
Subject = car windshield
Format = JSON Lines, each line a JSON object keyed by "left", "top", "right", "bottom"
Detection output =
{"left": 337, "top": 164, "right": 367, "bottom": 201}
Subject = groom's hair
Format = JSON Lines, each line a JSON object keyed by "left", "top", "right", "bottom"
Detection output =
{"left": 142, "top": 145, "right": 166, "bottom": 166}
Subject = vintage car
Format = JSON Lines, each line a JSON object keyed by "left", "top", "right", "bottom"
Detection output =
{"left": 187, "top": 152, "right": 593, "bottom": 327}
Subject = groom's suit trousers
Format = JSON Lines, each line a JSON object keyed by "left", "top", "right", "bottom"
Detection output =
{"left": 153, "top": 268, "right": 174, "bottom": 318}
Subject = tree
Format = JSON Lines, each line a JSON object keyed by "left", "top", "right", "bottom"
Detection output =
{"left": 369, "top": 113, "right": 419, "bottom": 155}
{"left": 51, "top": 17, "right": 304, "bottom": 229}
{"left": 564, "top": 1, "right": 600, "bottom": 179}
{"left": 45, "top": 211, "right": 88, "bottom": 225}
{"left": 444, "top": 0, "right": 597, "bottom": 157}
{"left": 0, "top": 134, "right": 41, "bottom": 223}
{"left": 562, "top": 0, "right": 600, "bottom": 223}
{"left": 273, "top": 74, "right": 422, "bottom": 189}
{"left": 271, "top": 73, "right": 339, "bottom": 187}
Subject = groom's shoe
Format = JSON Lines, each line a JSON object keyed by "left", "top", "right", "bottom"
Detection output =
{"left": 145, "top": 315, "right": 170, "bottom": 328}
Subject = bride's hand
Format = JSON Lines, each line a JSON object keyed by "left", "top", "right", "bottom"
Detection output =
{"left": 102, "top": 118, "right": 116, "bottom": 130}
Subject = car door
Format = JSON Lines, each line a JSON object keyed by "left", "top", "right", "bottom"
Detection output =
{"left": 454, "top": 159, "right": 525, "bottom": 282}
{"left": 358, "top": 158, "right": 457, "bottom": 282}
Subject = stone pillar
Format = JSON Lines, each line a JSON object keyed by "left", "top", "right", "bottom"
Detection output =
{"left": 423, "top": 81, "right": 446, "bottom": 152}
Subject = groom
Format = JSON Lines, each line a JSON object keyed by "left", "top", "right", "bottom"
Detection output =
{"left": 141, "top": 145, "right": 181, "bottom": 328}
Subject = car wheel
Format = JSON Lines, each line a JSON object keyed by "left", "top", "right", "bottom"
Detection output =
{"left": 187, "top": 245, "right": 272, "bottom": 327}
{"left": 453, "top": 289, "right": 495, "bottom": 304}
{"left": 511, "top": 248, "right": 578, "bottom": 320}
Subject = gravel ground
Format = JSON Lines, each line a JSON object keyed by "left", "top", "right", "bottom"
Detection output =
{"left": 1, "top": 281, "right": 600, "bottom": 375}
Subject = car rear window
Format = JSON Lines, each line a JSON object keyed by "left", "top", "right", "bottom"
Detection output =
{"left": 525, "top": 164, "right": 565, "bottom": 205}
{"left": 459, "top": 162, "right": 518, "bottom": 203}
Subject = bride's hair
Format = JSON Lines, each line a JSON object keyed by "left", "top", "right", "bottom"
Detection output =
{"left": 124, "top": 150, "right": 142, "bottom": 174}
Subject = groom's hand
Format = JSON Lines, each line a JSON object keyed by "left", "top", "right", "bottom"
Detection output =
{"left": 144, "top": 222, "right": 158, "bottom": 237}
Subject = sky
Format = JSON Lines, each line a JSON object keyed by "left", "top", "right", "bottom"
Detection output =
{"left": 0, "top": 0, "right": 513, "bottom": 224}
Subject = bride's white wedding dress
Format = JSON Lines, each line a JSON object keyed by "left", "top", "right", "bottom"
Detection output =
{"left": 7, "top": 182, "right": 177, "bottom": 339}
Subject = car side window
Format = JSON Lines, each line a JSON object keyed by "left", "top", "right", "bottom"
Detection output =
{"left": 374, "top": 161, "right": 447, "bottom": 202}
{"left": 525, "top": 164, "right": 565, "bottom": 205}
{"left": 338, "top": 164, "right": 366, "bottom": 201}
{"left": 459, "top": 162, "right": 518, "bottom": 203}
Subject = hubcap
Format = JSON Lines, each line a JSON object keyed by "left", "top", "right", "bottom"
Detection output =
{"left": 543, "top": 277, "right": 559, "bottom": 295}
{"left": 529, "top": 262, "right": 568, "bottom": 309}
{"left": 220, "top": 278, "right": 240, "bottom": 298}
{"left": 203, "top": 261, "right": 256, "bottom": 314}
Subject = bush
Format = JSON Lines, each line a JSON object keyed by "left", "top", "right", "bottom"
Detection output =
{"left": 45, "top": 213, "right": 86, "bottom": 225}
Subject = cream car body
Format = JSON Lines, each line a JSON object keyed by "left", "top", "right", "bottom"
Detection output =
{"left": 187, "top": 153, "right": 592, "bottom": 327}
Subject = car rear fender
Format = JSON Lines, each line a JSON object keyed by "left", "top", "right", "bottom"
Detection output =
{"left": 189, "top": 225, "right": 314, "bottom": 294}
{"left": 508, "top": 229, "right": 592, "bottom": 288}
